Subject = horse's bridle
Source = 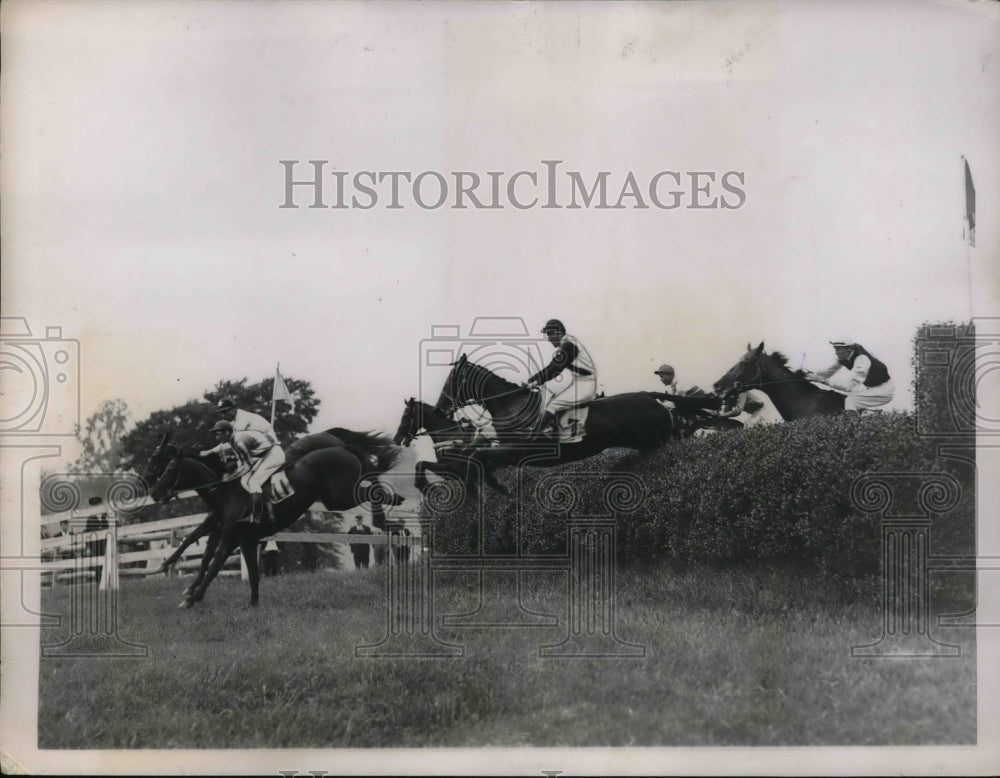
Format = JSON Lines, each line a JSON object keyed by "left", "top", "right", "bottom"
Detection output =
{"left": 151, "top": 453, "right": 184, "bottom": 503}
{"left": 400, "top": 401, "right": 465, "bottom": 447}
{"left": 150, "top": 448, "right": 226, "bottom": 503}
{"left": 726, "top": 351, "right": 813, "bottom": 394}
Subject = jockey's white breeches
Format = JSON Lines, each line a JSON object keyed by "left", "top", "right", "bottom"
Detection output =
{"left": 845, "top": 380, "right": 894, "bottom": 411}
{"left": 545, "top": 376, "right": 598, "bottom": 413}
{"left": 241, "top": 446, "right": 286, "bottom": 494}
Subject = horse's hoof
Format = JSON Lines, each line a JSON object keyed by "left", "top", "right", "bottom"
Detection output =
{"left": 178, "top": 599, "right": 194, "bottom": 609}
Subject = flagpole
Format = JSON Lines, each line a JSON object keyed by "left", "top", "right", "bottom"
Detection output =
{"left": 966, "top": 237, "right": 973, "bottom": 323}
{"left": 271, "top": 363, "right": 279, "bottom": 427}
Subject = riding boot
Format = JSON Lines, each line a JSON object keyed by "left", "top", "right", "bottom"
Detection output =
{"left": 251, "top": 493, "right": 266, "bottom": 523}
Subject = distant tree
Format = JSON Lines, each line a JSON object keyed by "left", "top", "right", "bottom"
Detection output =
{"left": 71, "top": 399, "right": 131, "bottom": 474}
{"left": 119, "top": 376, "right": 319, "bottom": 472}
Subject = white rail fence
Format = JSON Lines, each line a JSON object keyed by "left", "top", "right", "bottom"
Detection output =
{"left": 40, "top": 490, "right": 423, "bottom": 589}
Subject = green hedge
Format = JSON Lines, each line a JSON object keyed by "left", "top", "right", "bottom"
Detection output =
{"left": 427, "top": 412, "right": 973, "bottom": 585}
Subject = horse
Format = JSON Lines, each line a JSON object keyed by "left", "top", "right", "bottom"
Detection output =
{"left": 146, "top": 429, "right": 402, "bottom": 593}
{"left": 431, "top": 355, "right": 693, "bottom": 493}
{"left": 713, "top": 342, "right": 846, "bottom": 421}
{"left": 392, "top": 397, "right": 484, "bottom": 495}
{"left": 143, "top": 429, "right": 402, "bottom": 608}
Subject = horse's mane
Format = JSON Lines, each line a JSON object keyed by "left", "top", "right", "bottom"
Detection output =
{"left": 767, "top": 351, "right": 807, "bottom": 379}
{"left": 169, "top": 445, "right": 226, "bottom": 479}
{"left": 324, "top": 428, "right": 401, "bottom": 472}
{"left": 462, "top": 360, "right": 521, "bottom": 393}
{"left": 196, "top": 453, "right": 228, "bottom": 478}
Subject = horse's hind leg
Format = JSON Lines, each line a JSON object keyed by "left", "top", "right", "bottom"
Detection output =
{"left": 239, "top": 536, "right": 261, "bottom": 607}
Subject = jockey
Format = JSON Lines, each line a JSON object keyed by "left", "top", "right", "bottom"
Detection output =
{"left": 200, "top": 419, "right": 286, "bottom": 522}
{"left": 717, "top": 387, "right": 768, "bottom": 424}
{"left": 215, "top": 398, "right": 279, "bottom": 442}
{"left": 453, "top": 402, "right": 499, "bottom": 447}
{"left": 525, "top": 318, "right": 598, "bottom": 439}
{"left": 806, "top": 341, "right": 895, "bottom": 412}
{"left": 653, "top": 363, "right": 679, "bottom": 408}
{"left": 654, "top": 364, "right": 678, "bottom": 393}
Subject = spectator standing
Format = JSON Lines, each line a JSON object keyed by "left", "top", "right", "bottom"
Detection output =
{"left": 261, "top": 539, "right": 281, "bottom": 577}
{"left": 347, "top": 515, "right": 373, "bottom": 569}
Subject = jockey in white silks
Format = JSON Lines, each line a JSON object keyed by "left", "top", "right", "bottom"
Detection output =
{"left": 453, "top": 402, "right": 499, "bottom": 446}
{"left": 411, "top": 402, "right": 498, "bottom": 470}
{"left": 215, "top": 397, "right": 280, "bottom": 441}
{"left": 806, "top": 341, "right": 895, "bottom": 412}
{"left": 526, "top": 318, "right": 598, "bottom": 440}
{"left": 717, "top": 388, "right": 774, "bottom": 427}
{"left": 201, "top": 419, "right": 286, "bottom": 522}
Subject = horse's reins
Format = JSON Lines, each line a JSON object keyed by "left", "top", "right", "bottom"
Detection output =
{"left": 730, "top": 354, "right": 821, "bottom": 392}
{"left": 440, "top": 367, "right": 536, "bottom": 414}
{"left": 153, "top": 450, "right": 230, "bottom": 502}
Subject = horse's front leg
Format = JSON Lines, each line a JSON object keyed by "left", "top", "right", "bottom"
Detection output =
{"left": 184, "top": 530, "right": 220, "bottom": 597}
{"left": 239, "top": 536, "right": 261, "bottom": 607}
{"left": 161, "top": 515, "right": 213, "bottom": 573}
{"left": 477, "top": 449, "right": 511, "bottom": 498}
{"left": 462, "top": 449, "right": 510, "bottom": 499}
{"left": 414, "top": 461, "right": 430, "bottom": 495}
{"left": 181, "top": 531, "right": 238, "bottom": 608}
{"left": 366, "top": 475, "right": 405, "bottom": 507}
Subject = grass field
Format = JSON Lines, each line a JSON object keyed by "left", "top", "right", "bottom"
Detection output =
{"left": 38, "top": 565, "right": 975, "bottom": 748}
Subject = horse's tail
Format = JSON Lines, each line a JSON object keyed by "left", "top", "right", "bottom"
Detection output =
{"left": 323, "top": 428, "right": 401, "bottom": 472}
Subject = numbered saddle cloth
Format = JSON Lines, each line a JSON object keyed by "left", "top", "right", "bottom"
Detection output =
{"left": 557, "top": 406, "right": 589, "bottom": 444}
{"left": 269, "top": 470, "right": 295, "bottom": 502}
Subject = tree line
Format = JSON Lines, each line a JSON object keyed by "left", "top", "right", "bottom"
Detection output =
{"left": 71, "top": 376, "right": 320, "bottom": 476}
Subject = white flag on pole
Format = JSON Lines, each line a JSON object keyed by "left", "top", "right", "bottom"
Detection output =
{"left": 963, "top": 156, "right": 976, "bottom": 248}
{"left": 273, "top": 365, "right": 292, "bottom": 404}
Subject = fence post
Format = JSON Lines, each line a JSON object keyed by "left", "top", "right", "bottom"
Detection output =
{"left": 98, "top": 521, "right": 119, "bottom": 591}
{"left": 168, "top": 527, "right": 179, "bottom": 578}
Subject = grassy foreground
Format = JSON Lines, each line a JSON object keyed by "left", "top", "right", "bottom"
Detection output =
{"left": 38, "top": 566, "right": 975, "bottom": 748}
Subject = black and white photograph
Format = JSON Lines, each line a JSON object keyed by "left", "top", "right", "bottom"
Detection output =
{"left": 1, "top": 0, "right": 998, "bottom": 774}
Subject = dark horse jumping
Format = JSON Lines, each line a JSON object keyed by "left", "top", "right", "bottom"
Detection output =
{"left": 143, "top": 428, "right": 401, "bottom": 608}
{"left": 713, "top": 342, "right": 846, "bottom": 421}
{"left": 393, "top": 397, "right": 488, "bottom": 495}
{"left": 431, "top": 355, "right": 696, "bottom": 494}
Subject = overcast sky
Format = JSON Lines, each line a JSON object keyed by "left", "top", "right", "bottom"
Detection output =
{"left": 3, "top": 0, "right": 998, "bottom": 465}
